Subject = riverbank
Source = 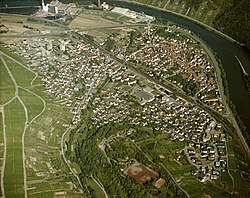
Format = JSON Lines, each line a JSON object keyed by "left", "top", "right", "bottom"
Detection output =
{"left": 116, "top": 0, "right": 249, "bottom": 49}
{"left": 113, "top": 0, "right": 242, "bottom": 46}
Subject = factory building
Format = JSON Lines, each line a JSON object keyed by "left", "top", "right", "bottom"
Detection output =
{"left": 48, "top": 0, "right": 61, "bottom": 14}
{"left": 57, "top": 3, "right": 71, "bottom": 15}
{"left": 42, "top": 0, "right": 73, "bottom": 16}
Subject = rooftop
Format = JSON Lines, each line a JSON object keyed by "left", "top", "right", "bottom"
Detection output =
{"left": 58, "top": 3, "right": 69, "bottom": 11}
{"left": 50, "top": 0, "right": 60, "bottom": 7}
{"left": 132, "top": 87, "right": 154, "bottom": 105}
{"left": 154, "top": 178, "right": 166, "bottom": 188}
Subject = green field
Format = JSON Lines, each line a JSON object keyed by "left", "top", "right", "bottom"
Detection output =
{"left": 181, "top": 179, "right": 231, "bottom": 198}
{"left": 0, "top": 112, "right": 3, "bottom": 197}
{"left": 0, "top": 49, "right": 41, "bottom": 197}
{"left": 19, "top": 88, "right": 44, "bottom": 122}
{"left": 0, "top": 45, "right": 26, "bottom": 66}
{"left": 86, "top": 178, "right": 106, "bottom": 198}
{"left": 4, "top": 99, "right": 25, "bottom": 198}
{"left": 0, "top": 46, "right": 82, "bottom": 197}
{"left": 3, "top": 57, "right": 36, "bottom": 88}
{"left": 0, "top": 58, "right": 16, "bottom": 105}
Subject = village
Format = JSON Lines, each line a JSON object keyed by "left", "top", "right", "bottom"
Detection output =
{"left": 1, "top": 0, "right": 249, "bottom": 196}
{"left": 2, "top": 23, "right": 229, "bottom": 184}
{"left": 109, "top": 26, "right": 225, "bottom": 113}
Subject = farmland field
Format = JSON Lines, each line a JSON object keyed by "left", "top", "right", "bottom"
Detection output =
{"left": 0, "top": 58, "right": 15, "bottom": 105}
{"left": 0, "top": 113, "right": 3, "bottom": 198}
{"left": 4, "top": 99, "right": 25, "bottom": 198}
{"left": 0, "top": 46, "right": 82, "bottom": 197}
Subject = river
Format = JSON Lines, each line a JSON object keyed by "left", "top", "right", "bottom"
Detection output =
{"left": 1, "top": 0, "right": 250, "bottom": 135}
{"left": 0, "top": 0, "right": 40, "bottom": 15}
{"left": 106, "top": 0, "right": 250, "bottom": 136}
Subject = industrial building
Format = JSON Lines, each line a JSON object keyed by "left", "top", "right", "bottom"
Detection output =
{"left": 57, "top": 3, "right": 71, "bottom": 15}
{"left": 42, "top": 0, "right": 73, "bottom": 16}
{"left": 48, "top": 0, "right": 61, "bottom": 14}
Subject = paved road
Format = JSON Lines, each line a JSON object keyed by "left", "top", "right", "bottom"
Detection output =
{"left": 91, "top": 174, "right": 108, "bottom": 198}
{"left": 0, "top": 107, "right": 6, "bottom": 198}
{"left": 61, "top": 126, "right": 84, "bottom": 189}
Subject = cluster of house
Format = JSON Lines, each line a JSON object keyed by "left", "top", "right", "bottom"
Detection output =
{"left": 91, "top": 71, "right": 219, "bottom": 145}
{"left": 185, "top": 121, "right": 227, "bottom": 181}
{"left": 112, "top": 27, "right": 224, "bottom": 113}
{"left": 9, "top": 33, "right": 228, "bottom": 181}
{"left": 14, "top": 38, "right": 121, "bottom": 124}
{"left": 89, "top": 63, "right": 227, "bottom": 181}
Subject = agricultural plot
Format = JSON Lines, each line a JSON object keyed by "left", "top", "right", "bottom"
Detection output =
{"left": 24, "top": 100, "right": 82, "bottom": 197}
{"left": 86, "top": 178, "right": 106, "bottom": 198}
{"left": 0, "top": 45, "right": 26, "bottom": 65}
{"left": 0, "top": 113, "right": 3, "bottom": 197}
{"left": 70, "top": 13, "right": 118, "bottom": 30}
{"left": 0, "top": 58, "right": 15, "bottom": 105}
{"left": 4, "top": 99, "right": 25, "bottom": 198}
{"left": 3, "top": 57, "right": 36, "bottom": 88}
{"left": 0, "top": 46, "right": 82, "bottom": 197}
{"left": 19, "top": 88, "right": 44, "bottom": 123}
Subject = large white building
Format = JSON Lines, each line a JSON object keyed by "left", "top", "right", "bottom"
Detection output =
{"left": 42, "top": 0, "right": 49, "bottom": 12}
{"left": 42, "top": 0, "right": 72, "bottom": 15}
{"left": 48, "top": 0, "right": 61, "bottom": 14}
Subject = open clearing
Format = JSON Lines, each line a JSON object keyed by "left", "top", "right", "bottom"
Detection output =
{"left": 69, "top": 13, "right": 119, "bottom": 30}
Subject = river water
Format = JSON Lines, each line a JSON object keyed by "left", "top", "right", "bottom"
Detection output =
{"left": 1, "top": 0, "right": 250, "bottom": 135}
{"left": 0, "top": 0, "right": 39, "bottom": 15}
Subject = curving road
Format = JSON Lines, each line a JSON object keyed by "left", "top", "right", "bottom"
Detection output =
{"left": 60, "top": 126, "right": 84, "bottom": 190}
{"left": 91, "top": 174, "right": 108, "bottom": 198}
